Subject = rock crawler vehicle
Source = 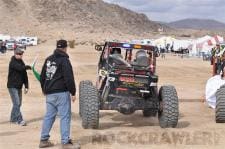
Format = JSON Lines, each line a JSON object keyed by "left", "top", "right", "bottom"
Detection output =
{"left": 79, "top": 41, "right": 179, "bottom": 129}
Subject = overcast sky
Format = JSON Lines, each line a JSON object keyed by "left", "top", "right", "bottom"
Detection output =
{"left": 103, "top": 0, "right": 225, "bottom": 23}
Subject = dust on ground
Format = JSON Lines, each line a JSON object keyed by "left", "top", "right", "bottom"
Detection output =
{"left": 1, "top": 43, "right": 224, "bottom": 149}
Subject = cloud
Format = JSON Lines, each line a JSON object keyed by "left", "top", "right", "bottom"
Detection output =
{"left": 103, "top": 0, "right": 225, "bottom": 23}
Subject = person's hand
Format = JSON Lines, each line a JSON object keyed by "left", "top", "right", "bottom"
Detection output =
{"left": 71, "top": 96, "right": 76, "bottom": 103}
{"left": 24, "top": 88, "right": 29, "bottom": 94}
{"left": 25, "top": 65, "right": 32, "bottom": 70}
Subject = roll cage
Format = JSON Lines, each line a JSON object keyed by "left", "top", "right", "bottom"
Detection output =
{"left": 95, "top": 42, "right": 159, "bottom": 73}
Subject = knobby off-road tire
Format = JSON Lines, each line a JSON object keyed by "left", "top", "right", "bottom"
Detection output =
{"left": 79, "top": 80, "right": 93, "bottom": 117}
{"left": 81, "top": 84, "right": 99, "bottom": 129}
{"left": 158, "top": 85, "right": 179, "bottom": 128}
{"left": 216, "top": 85, "right": 225, "bottom": 123}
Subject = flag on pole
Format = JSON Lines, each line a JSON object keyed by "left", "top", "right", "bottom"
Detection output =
{"left": 31, "top": 56, "right": 41, "bottom": 81}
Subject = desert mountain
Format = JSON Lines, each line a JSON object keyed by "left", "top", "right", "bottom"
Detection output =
{"left": 168, "top": 18, "right": 225, "bottom": 30}
{"left": 0, "top": 0, "right": 165, "bottom": 42}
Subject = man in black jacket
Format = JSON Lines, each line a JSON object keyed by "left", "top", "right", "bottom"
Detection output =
{"left": 7, "top": 48, "right": 31, "bottom": 126}
{"left": 39, "top": 40, "right": 78, "bottom": 148}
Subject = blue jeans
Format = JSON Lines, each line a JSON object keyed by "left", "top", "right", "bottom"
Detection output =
{"left": 8, "top": 88, "right": 23, "bottom": 123}
{"left": 40, "top": 92, "right": 71, "bottom": 144}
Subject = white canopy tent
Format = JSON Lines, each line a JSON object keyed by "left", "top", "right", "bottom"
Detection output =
{"left": 189, "top": 35, "right": 212, "bottom": 56}
{"left": 172, "top": 39, "right": 192, "bottom": 51}
{"left": 152, "top": 36, "right": 176, "bottom": 49}
{"left": 193, "top": 35, "right": 225, "bottom": 54}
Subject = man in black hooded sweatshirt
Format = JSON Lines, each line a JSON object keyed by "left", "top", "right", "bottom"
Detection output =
{"left": 39, "top": 40, "right": 79, "bottom": 149}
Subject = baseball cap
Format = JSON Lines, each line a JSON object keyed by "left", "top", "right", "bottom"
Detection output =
{"left": 14, "top": 47, "right": 24, "bottom": 54}
{"left": 56, "top": 40, "right": 67, "bottom": 48}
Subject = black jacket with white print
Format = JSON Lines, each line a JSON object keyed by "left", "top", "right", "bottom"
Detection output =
{"left": 40, "top": 49, "right": 76, "bottom": 96}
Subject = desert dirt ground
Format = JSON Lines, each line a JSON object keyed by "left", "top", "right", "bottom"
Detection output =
{"left": 1, "top": 43, "right": 225, "bottom": 149}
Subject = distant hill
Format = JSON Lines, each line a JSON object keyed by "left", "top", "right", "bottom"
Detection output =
{"left": 167, "top": 19, "right": 225, "bottom": 30}
{"left": 0, "top": 0, "right": 167, "bottom": 41}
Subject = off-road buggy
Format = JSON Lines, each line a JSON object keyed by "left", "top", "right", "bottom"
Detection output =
{"left": 79, "top": 41, "right": 179, "bottom": 129}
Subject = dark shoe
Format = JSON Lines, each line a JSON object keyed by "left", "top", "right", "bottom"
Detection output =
{"left": 62, "top": 140, "right": 80, "bottom": 149}
{"left": 39, "top": 140, "right": 54, "bottom": 148}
